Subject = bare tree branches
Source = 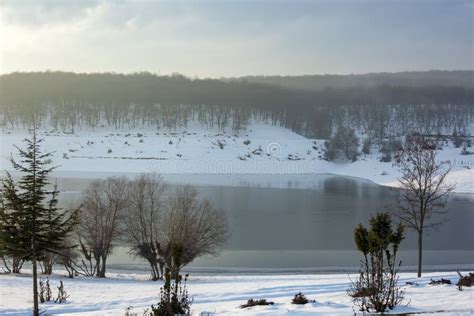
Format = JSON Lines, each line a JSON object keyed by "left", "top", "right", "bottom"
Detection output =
{"left": 122, "top": 174, "right": 166, "bottom": 280}
{"left": 160, "top": 186, "right": 230, "bottom": 276}
{"left": 394, "top": 134, "right": 455, "bottom": 277}
{"left": 73, "top": 174, "right": 229, "bottom": 280}
{"left": 76, "top": 177, "right": 128, "bottom": 278}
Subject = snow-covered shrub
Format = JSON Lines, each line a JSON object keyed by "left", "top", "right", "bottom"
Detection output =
{"left": 55, "top": 281, "right": 69, "bottom": 304}
{"left": 39, "top": 278, "right": 52, "bottom": 303}
{"left": 252, "top": 146, "right": 262, "bottom": 155}
{"left": 461, "top": 146, "right": 473, "bottom": 155}
{"left": 240, "top": 299, "right": 274, "bottom": 308}
{"left": 452, "top": 132, "right": 464, "bottom": 148}
{"left": 428, "top": 278, "right": 451, "bottom": 285}
{"left": 107, "top": 148, "right": 112, "bottom": 154}
{"left": 456, "top": 272, "right": 474, "bottom": 291}
{"left": 348, "top": 213, "right": 404, "bottom": 313}
{"left": 243, "top": 139, "right": 251, "bottom": 145}
{"left": 324, "top": 127, "right": 359, "bottom": 162}
{"left": 291, "top": 292, "right": 310, "bottom": 305}
{"left": 217, "top": 140, "right": 225, "bottom": 149}
{"left": 362, "top": 138, "right": 372, "bottom": 155}
{"left": 379, "top": 139, "right": 402, "bottom": 162}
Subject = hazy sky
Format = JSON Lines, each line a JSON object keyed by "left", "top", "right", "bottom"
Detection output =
{"left": 0, "top": 0, "right": 472, "bottom": 77}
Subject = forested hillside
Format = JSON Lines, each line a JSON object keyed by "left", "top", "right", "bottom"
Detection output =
{"left": 1, "top": 71, "right": 473, "bottom": 140}
{"left": 228, "top": 71, "right": 474, "bottom": 91}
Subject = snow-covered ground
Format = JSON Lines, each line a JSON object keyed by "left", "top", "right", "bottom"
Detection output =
{"left": 1, "top": 123, "right": 473, "bottom": 193}
{"left": 0, "top": 270, "right": 472, "bottom": 315}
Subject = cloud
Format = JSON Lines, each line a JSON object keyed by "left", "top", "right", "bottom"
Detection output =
{"left": 0, "top": 0, "right": 472, "bottom": 77}
{"left": 0, "top": 0, "right": 101, "bottom": 27}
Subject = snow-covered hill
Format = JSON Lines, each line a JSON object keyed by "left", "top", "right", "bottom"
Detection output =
{"left": 1, "top": 123, "right": 473, "bottom": 193}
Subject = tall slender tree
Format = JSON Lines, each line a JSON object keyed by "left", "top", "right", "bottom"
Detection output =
{"left": 0, "top": 128, "right": 78, "bottom": 316}
{"left": 394, "top": 134, "right": 454, "bottom": 277}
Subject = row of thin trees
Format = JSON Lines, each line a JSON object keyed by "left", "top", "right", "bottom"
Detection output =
{"left": 1, "top": 72, "right": 472, "bottom": 139}
{"left": 69, "top": 175, "right": 229, "bottom": 280}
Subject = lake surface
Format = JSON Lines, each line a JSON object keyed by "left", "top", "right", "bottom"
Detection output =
{"left": 50, "top": 173, "right": 474, "bottom": 272}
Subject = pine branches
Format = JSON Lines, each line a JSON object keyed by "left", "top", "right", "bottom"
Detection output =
{"left": 0, "top": 127, "right": 79, "bottom": 315}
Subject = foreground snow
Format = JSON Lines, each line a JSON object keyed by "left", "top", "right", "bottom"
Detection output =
{"left": 0, "top": 271, "right": 472, "bottom": 315}
{"left": 1, "top": 123, "right": 473, "bottom": 193}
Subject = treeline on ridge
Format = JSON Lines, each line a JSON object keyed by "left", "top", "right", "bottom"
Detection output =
{"left": 227, "top": 70, "right": 474, "bottom": 91}
{"left": 1, "top": 71, "right": 473, "bottom": 140}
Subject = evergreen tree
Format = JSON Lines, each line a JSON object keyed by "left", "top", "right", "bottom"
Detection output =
{"left": 348, "top": 213, "right": 405, "bottom": 313}
{"left": 0, "top": 128, "right": 78, "bottom": 316}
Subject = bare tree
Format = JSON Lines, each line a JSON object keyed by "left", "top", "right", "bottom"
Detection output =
{"left": 55, "top": 238, "right": 80, "bottom": 278}
{"left": 76, "top": 177, "right": 128, "bottom": 278}
{"left": 0, "top": 254, "right": 23, "bottom": 274}
{"left": 160, "top": 186, "right": 229, "bottom": 277}
{"left": 394, "top": 134, "right": 454, "bottom": 277}
{"left": 122, "top": 174, "right": 166, "bottom": 281}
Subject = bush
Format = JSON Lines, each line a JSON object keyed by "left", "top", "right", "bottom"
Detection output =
{"left": 217, "top": 140, "right": 225, "bottom": 149}
{"left": 362, "top": 138, "right": 372, "bottom": 155}
{"left": 240, "top": 299, "right": 274, "bottom": 308}
{"left": 243, "top": 139, "right": 251, "bottom": 145}
{"left": 324, "top": 127, "right": 359, "bottom": 161}
{"left": 379, "top": 139, "right": 403, "bottom": 162}
{"left": 453, "top": 132, "right": 464, "bottom": 148}
{"left": 150, "top": 244, "right": 192, "bottom": 316}
{"left": 347, "top": 213, "right": 405, "bottom": 313}
{"left": 456, "top": 271, "right": 474, "bottom": 291}
{"left": 39, "top": 278, "right": 52, "bottom": 303}
{"left": 324, "top": 139, "right": 337, "bottom": 161}
{"left": 429, "top": 278, "right": 452, "bottom": 285}
{"left": 461, "top": 146, "right": 473, "bottom": 155}
{"left": 291, "top": 292, "right": 310, "bottom": 305}
{"left": 55, "top": 281, "right": 69, "bottom": 304}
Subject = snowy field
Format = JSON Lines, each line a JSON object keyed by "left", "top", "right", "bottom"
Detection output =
{"left": 0, "top": 270, "right": 472, "bottom": 315}
{"left": 1, "top": 123, "right": 473, "bottom": 193}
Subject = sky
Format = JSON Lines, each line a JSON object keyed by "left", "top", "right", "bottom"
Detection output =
{"left": 0, "top": 0, "right": 472, "bottom": 78}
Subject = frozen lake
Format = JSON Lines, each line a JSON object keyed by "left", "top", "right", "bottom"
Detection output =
{"left": 31, "top": 173, "right": 474, "bottom": 272}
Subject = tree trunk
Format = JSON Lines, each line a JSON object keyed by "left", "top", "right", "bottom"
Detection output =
{"left": 94, "top": 256, "right": 102, "bottom": 277}
{"left": 43, "top": 259, "right": 53, "bottom": 275}
{"left": 12, "top": 258, "right": 23, "bottom": 273}
{"left": 417, "top": 232, "right": 423, "bottom": 278}
{"left": 98, "top": 256, "right": 107, "bottom": 278}
{"left": 149, "top": 261, "right": 160, "bottom": 281}
{"left": 32, "top": 257, "right": 39, "bottom": 316}
{"left": 158, "top": 260, "right": 164, "bottom": 280}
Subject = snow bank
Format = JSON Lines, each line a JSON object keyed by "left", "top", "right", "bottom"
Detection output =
{"left": 0, "top": 271, "right": 472, "bottom": 315}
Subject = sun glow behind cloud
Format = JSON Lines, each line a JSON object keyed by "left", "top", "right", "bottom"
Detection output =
{"left": 0, "top": 0, "right": 472, "bottom": 77}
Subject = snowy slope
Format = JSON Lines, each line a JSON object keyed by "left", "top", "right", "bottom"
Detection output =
{"left": 0, "top": 271, "right": 472, "bottom": 315}
{"left": 1, "top": 123, "right": 473, "bottom": 193}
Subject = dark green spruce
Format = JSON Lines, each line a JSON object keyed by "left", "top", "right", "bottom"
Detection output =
{"left": 0, "top": 128, "right": 78, "bottom": 316}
